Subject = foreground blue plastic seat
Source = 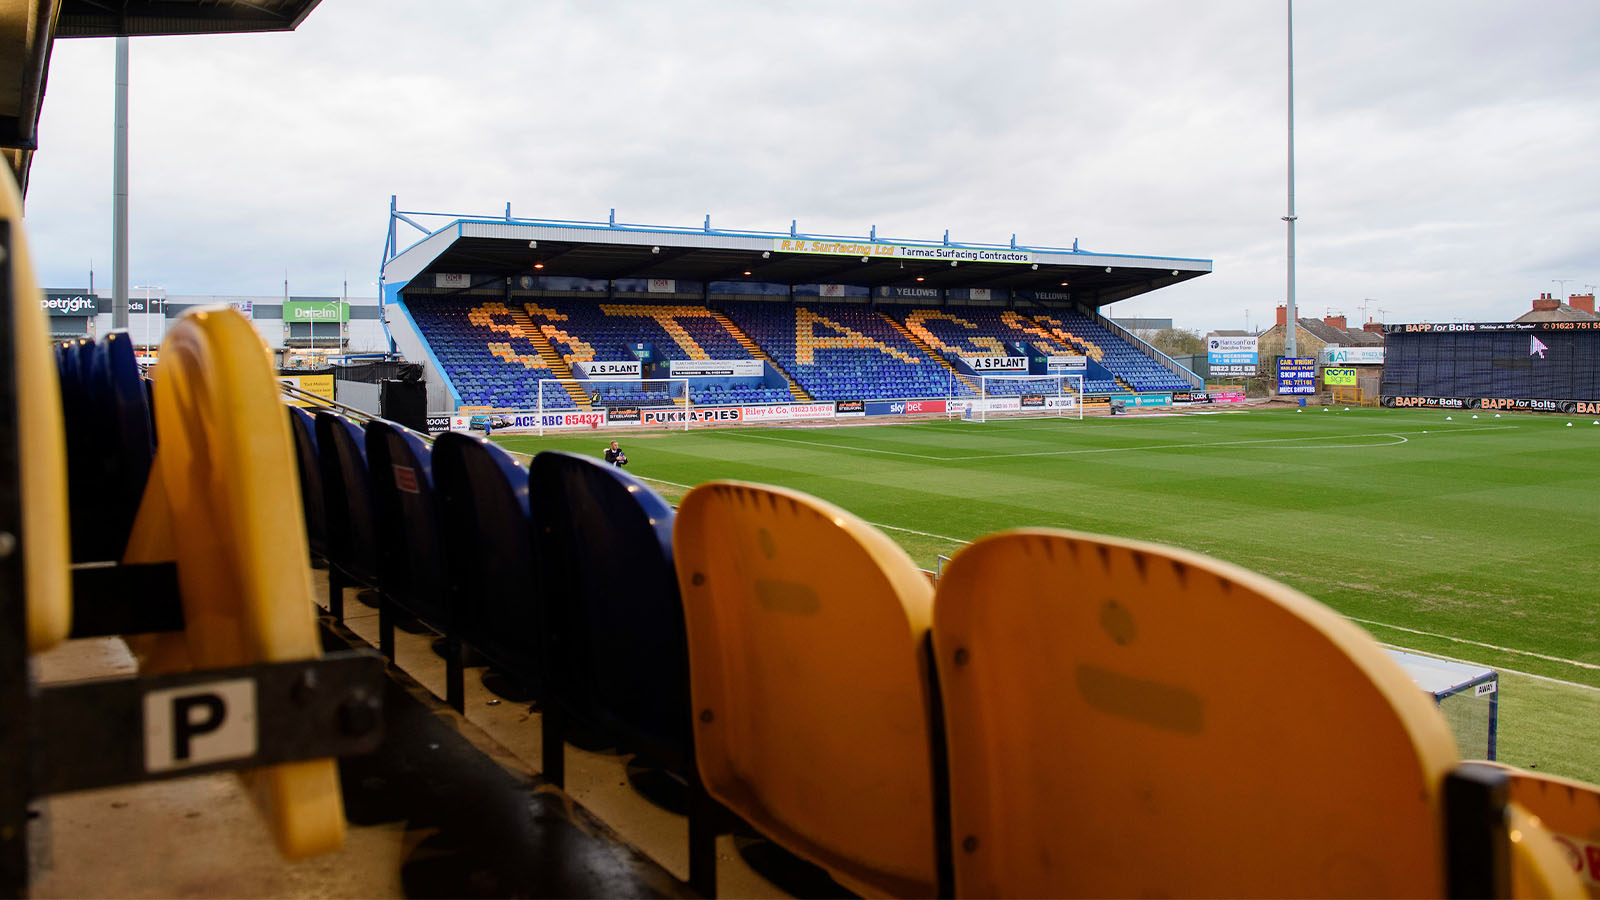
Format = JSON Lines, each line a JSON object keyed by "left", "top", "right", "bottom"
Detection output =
{"left": 315, "top": 411, "right": 379, "bottom": 620}
{"left": 364, "top": 419, "right": 462, "bottom": 708}
{"left": 528, "top": 450, "right": 692, "bottom": 778}
{"left": 286, "top": 405, "right": 326, "bottom": 562}
{"left": 431, "top": 432, "right": 541, "bottom": 696}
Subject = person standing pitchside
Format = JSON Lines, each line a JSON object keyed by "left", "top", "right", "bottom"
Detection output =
{"left": 604, "top": 440, "right": 627, "bottom": 467}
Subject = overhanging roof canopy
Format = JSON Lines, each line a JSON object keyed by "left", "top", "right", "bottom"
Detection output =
{"left": 383, "top": 213, "right": 1212, "bottom": 308}
{"left": 54, "top": 0, "right": 323, "bottom": 38}
{"left": 2, "top": 0, "right": 322, "bottom": 192}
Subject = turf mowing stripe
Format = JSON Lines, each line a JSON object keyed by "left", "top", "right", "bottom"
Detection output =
{"left": 934, "top": 425, "right": 1521, "bottom": 461}
{"left": 716, "top": 423, "right": 1519, "bottom": 462}
{"left": 1376, "top": 644, "right": 1600, "bottom": 694}
{"left": 1353, "top": 617, "right": 1600, "bottom": 672}
{"left": 635, "top": 474, "right": 971, "bottom": 545}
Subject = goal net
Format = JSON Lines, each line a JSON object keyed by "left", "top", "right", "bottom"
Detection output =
{"left": 950, "top": 373, "right": 1084, "bottom": 423}
{"left": 535, "top": 377, "right": 693, "bottom": 434}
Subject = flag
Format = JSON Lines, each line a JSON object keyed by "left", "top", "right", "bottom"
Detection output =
{"left": 1531, "top": 335, "right": 1548, "bottom": 359}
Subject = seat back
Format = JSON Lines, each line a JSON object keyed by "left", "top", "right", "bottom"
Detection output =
{"left": 1465, "top": 763, "right": 1600, "bottom": 896}
{"left": 0, "top": 169, "right": 71, "bottom": 651}
{"left": 674, "top": 480, "right": 938, "bottom": 898}
{"left": 143, "top": 306, "right": 343, "bottom": 858}
{"left": 285, "top": 405, "right": 326, "bottom": 558}
{"left": 88, "top": 332, "right": 153, "bottom": 560}
{"left": 933, "top": 528, "right": 1461, "bottom": 897}
{"left": 314, "top": 411, "right": 378, "bottom": 587}
{"left": 431, "top": 432, "right": 538, "bottom": 688}
{"left": 364, "top": 419, "right": 449, "bottom": 626}
{"left": 528, "top": 451, "right": 688, "bottom": 770}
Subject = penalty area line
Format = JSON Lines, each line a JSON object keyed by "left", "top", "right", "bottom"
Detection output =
{"left": 1350, "top": 616, "right": 1600, "bottom": 672}
{"left": 1374, "top": 644, "right": 1600, "bottom": 694}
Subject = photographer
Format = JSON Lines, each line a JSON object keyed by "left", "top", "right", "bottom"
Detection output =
{"left": 604, "top": 440, "right": 628, "bottom": 467}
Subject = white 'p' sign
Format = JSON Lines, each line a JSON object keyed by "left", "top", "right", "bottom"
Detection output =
{"left": 143, "top": 678, "right": 258, "bottom": 772}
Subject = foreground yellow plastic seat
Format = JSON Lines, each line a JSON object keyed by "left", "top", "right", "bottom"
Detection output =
{"left": 129, "top": 306, "right": 344, "bottom": 859}
{"left": 933, "top": 528, "right": 1489, "bottom": 897}
{"left": 675, "top": 481, "right": 939, "bottom": 898}
{"left": 1463, "top": 762, "right": 1600, "bottom": 896}
{"left": 0, "top": 165, "right": 72, "bottom": 653}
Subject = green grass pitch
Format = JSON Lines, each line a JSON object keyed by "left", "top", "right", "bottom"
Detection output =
{"left": 492, "top": 407, "right": 1600, "bottom": 781}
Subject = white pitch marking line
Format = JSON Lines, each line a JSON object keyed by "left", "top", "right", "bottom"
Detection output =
{"left": 636, "top": 474, "right": 973, "bottom": 544}
{"left": 1351, "top": 617, "right": 1600, "bottom": 671}
{"left": 934, "top": 425, "right": 1516, "bottom": 461}
{"left": 641, "top": 476, "right": 1591, "bottom": 679}
{"left": 1375, "top": 644, "right": 1600, "bottom": 694}
{"left": 715, "top": 423, "right": 1517, "bottom": 462}
{"left": 716, "top": 431, "right": 949, "bottom": 459}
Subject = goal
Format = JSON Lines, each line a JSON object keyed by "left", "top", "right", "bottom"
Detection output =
{"left": 536, "top": 377, "right": 693, "bottom": 434}
{"left": 950, "top": 373, "right": 1084, "bottom": 423}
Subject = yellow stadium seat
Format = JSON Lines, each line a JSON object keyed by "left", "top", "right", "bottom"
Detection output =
{"left": 933, "top": 528, "right": 1465, "bottom": 897}
{"left": 0, "top": 165, "right": 72, "bottom": 652}
{"left": 134, "top": 307, "right": 345, "bottom": 859}
{"left": 1463, "top": 762, "right": 1600, "bottom": 896}
{"left": 674, "top": 481, "right": 940, "bottom": 898}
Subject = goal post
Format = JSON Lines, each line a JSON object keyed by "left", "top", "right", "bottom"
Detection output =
{"left": 949, "top": 373, "right": 1085, "bottom": 423}
{"left": 536, "top": 377, "right": 693, "bottom": 434}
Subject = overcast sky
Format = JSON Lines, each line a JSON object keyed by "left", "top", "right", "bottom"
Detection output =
{"left": 20, "top": 0, "right": 1600, "bottom": 331}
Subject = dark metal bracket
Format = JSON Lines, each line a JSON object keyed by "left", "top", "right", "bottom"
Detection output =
{"left": 32, "top": 650, "right": 386, "bottom": 797}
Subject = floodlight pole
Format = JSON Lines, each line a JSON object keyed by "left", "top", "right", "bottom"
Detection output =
{"left": 1283, "top": 0, "right": 1298, "bottom": 358}
{"left": 112, "top": 37, "right": 130, "bottom": 331}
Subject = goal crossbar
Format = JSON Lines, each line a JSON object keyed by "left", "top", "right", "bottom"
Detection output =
{"left": 950, "top": 373, "right": 1085, "bottom": 423}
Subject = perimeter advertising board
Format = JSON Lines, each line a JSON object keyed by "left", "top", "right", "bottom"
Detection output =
{"left": 864, "top": 399, "right": 948, "bottom": 416}
{"left": 739, "top": 403, "right": 836, "bottom": 422}
{"left": 1381, "top": 396, "right": 1600, "bottom": 414}
{"left": 1323, "top": 367, "right": 1358, "bottom": 386}
{"left": 1277, "top": 357, "right": 1316, "bottom": 395}
{"left": 1206, "top": 334, "right": 1258, "bottom": 375}
{"left": 835, "top": 400, "right": 866, "bottom": 417}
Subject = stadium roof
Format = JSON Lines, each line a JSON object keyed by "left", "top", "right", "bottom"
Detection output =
{"left": 381, "top": 210, "right": 1213, "bottom": 308}
{"left": 2, "top": 0, "right": 322, "bottom": 192}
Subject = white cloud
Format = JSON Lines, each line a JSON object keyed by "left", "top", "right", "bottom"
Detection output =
{"left": 20, "top": 0, "right": 1600, "bottom": 330}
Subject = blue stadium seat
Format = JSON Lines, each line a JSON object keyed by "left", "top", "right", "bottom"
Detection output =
{"left": 286, "top": 405, "right": 326, "bottom": 562}
{"left": 315, "top": 411, "right": 379, "bottom": 620}
{"left": 364, "top": 419, "right": 462, "bottom": 709}
{"left": 431, "top": 432, "right": 541, "bottom": 697}
{"left": 527, "top": 451, "right": 692, "bottom": 780}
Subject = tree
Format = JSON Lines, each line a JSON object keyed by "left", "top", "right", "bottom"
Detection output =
{"left": 1143, "top": 327, "right": 1205, "bottom": 357}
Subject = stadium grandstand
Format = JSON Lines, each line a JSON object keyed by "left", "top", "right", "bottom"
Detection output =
{"left": 379, "top": 203, "right": 1206, "bottom": 426}
{"left": 7, "top": 3, "right": 1600, "bottom": 898}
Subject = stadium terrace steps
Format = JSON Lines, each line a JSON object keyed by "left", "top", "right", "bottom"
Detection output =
{"left": 709, "top": 309, "right": 811, "bottom": 402}
{"left": 882, "top": 312, "right": 980, "bottom": 395}
{"left": 1030, "top": 310, "right": 1191, "bottom": 393}
{"left": 405, "top": 299, "right": 573, "bottom": 410}
{"left": 519, "top": 304, "right": 590, "bottom": 408}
